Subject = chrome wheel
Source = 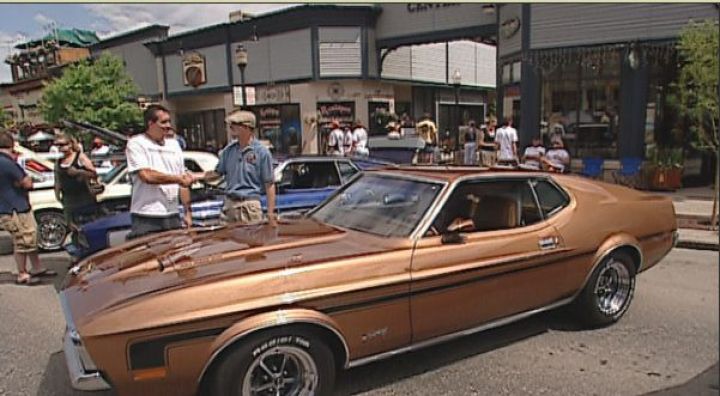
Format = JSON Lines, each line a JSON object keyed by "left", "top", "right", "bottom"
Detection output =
{"left": 241, "top": 345, "right": 318, "bottom": 396}
{"left": 36, "top": 211, "right": 67, "bottom": 251}
{"left": 594, "top": 259, "right": 632, "bottom": 316}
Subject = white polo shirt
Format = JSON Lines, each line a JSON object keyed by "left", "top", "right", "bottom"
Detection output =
{"left": 126, "top": 134, "right": 185, "bottom": 217}
{"left": 495, "top": 126, "right": 518, "bottom": 161}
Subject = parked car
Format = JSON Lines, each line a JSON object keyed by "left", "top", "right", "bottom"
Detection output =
{"left": 60, "top": 167, "right": 677, "bottom": 395}
{"left": 65, "top": 156, "right": 393, "bottom": 259}
{"left": 29, "top": 151, "right": 219, "bottom": 251}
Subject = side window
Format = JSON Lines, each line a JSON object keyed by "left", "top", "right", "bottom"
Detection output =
{"left": 280, "top": 162, "right": 341, "bottom": 189}
{"left": 532, "top": 179, "right": 569, "bottom": 217}
{"left": 184, "top": 160, "right": 203, "bottom": 173}
{"left": 337, "top": 161, "right": 359, "bottom": 182}
{"left": 520, "top": 182, "right": 543, "bottom": 226}
{"left": 429, "top": 180, "right": 527, "bottom": 235}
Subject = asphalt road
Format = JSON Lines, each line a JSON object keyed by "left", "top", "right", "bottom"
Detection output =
{"left": 0, "top": 248, "right": 716, "bottom": 396}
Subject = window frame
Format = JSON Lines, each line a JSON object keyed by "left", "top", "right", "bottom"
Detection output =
{"left": 529, "top": 176, "right": 571, "bottom": 219}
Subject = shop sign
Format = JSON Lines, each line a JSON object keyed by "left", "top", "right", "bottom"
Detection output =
{"left": 182, "top": 52, "right": 207, "bottom": 88}
{"left": 317, "top": 102, "right": 355, "bottom": 130}
{"left": 406, "top": 3, "right": 460, "bottom": 13}
{"left": 500, "top": 17, "right": 521, "bottom": 39}
{"left": 258, "top": 85, "right": 291, "bottom": 104}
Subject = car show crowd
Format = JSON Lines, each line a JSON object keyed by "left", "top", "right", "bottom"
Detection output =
{"left": 0, "top": 103, "right": 573, "bottom": 286}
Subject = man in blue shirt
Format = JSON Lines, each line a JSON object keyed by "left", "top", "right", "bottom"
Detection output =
{"left": 0, "top": 131, "right": 56, "bottom": 285}
{"left": 203, "top": 110, "right": 276, "bottom": 226}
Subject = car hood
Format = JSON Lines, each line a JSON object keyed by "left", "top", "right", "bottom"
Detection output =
{"left": 61, "top": 218, "right": 401, "bottom": 336}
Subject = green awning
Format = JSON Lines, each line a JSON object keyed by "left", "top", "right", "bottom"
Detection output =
{"left": 15, "top": 28, "right": 99, "bottom": 49}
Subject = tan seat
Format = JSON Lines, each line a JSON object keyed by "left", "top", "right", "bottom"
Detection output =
{"left": 473, "top": 196, "right": 518, "bottom": 231}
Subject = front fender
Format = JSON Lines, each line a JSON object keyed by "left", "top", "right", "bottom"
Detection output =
{"left": 200, "top": 309, "right": 349, "bottom": 383}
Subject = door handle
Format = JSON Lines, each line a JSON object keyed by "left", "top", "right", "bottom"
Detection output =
{"left": 539, "top": 236, "right": 559, "bottom": 250}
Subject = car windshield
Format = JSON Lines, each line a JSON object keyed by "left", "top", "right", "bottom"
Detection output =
{"left": 101, "top": 163, "right": 126, "bottom": 183}
{"left": 311, "top": 173, "right": 442, "bottom": 238}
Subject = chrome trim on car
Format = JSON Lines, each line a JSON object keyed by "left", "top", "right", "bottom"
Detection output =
{"left": 346, "top": 296, "right": 574, "bottom": 369}
{"left": 197, "top": 317, "right": 350, "bottom": 386}
{"left": 672, "top": 230, "right": 679, "bottom": 248}
{"left": 63, "top": 330, "right": 111, "bottom": 391}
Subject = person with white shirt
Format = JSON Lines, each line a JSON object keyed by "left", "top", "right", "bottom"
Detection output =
{"left": 543, "top": 137, "right": 571, "bottom": 173}
{"left": 326, "top": 120, "right": 344, "bottom": 156}
{"left": 352, "top": 120, "right": 369, "bottom": 157}
{"left": 343, "top": 127, "right": 354, "bottom": 156}
{"left": 126, "top": 104, "right": 194, "bottom": 239}
{"left": 521, "top": 136, "right": 546, "bottom": 170}
{"left": 494, "top": 117, "right": 518, "bottom": 165}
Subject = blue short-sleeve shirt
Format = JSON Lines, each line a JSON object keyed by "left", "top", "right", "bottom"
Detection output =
{"left": 0, "top": 153, "right": 30, "bottom": 214}
{"left": 216, "top": 140, "right": 274, "bottom": 199}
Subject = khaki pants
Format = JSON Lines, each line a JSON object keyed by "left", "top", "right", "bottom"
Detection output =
{"left": 222, "top": 199, "right": 263, "bottom": 225}
{"left": 0, "top": 211, "right": 37, "bottom": 253}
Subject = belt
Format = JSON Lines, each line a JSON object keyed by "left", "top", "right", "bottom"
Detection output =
{"left": 227, "top": 195, "right": 260, "bottom": 202}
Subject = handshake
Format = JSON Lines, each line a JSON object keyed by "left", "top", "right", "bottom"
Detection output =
{"left": 178, "top": 172, "right": 197, "bottom": 188}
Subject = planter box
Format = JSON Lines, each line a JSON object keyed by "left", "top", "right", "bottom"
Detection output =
{"left": 646, "top": 166, "right": 683, "bottom": 191}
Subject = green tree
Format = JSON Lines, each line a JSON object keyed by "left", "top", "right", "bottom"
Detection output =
{"left": 676, "top": 20, "right": 719, "bottom": 227}
{"left": 39, "top": 52, "right": 143, "bottom": 133}
{"left": 0, "top": 107, "right": 11, "bottom": 128}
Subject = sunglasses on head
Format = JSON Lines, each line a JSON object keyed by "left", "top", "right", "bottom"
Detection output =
{"left": 55, "top": 142, "right": 69, "bottom": 147}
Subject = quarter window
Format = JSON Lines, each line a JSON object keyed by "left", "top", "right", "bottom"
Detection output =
{"left": 280, "top": 162, "right": 341, "bottom": 189}
{"left": 337, "top": 161, "right": 358, "bottom": 182}
{"left": 532, "top": 179, "right": 569, "bottom": 217}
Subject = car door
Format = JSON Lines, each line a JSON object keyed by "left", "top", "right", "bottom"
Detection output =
{"left": 409, "top": 177, "right": 572, "bottom": 342}
{"left": 273, "top": 161, "right": 342, "bottom": 213}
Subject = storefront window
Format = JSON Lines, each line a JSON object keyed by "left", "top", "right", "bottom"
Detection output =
{"left": 249, "top": 104, "right": 301, "bottom": 156}
{"left": 540, "top": 50, "right": 621, "bottom": 158}
{"left": 317, "top": 102, "right": 355, "bottom": 154}
{"left": 176, "top": 109, "right": 226, "bottom": 152}
{"left": 368, "top": 101, "right": 391, "bottom": 136}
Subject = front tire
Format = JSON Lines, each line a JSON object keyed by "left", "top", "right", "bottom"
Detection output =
{"left": 35, "top": 210, "right": 67, "bottom": 251}
{"left": 572, "top": 251, "right": 636, "bottom": 327}
{"left": 208, "top": 327, "right": 336, "bottom": 396}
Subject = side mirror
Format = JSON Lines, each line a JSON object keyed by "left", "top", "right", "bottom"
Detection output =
{"left": 441, "top": 231, "right": 466, "bottom": 245}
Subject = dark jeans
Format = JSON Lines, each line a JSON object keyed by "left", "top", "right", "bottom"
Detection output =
{"left": 127, "top": 214, "right": 182, "bottom": 240}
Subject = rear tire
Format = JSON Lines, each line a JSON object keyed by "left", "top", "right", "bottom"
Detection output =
{"left": 35, "top": 210, "right": 67, "bottom": 251}
{"left": 572, "top": 251, "right": 636, "bottom": 327}
{"left": 208, "top": 327, "right": 336, "bottom": 396}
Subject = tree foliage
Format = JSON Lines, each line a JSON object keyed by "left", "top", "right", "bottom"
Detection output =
{"left": 39, "top": 52, "right": 143, "bottom": 132}
{"left": 0, "top": 107, "right": 11, "bottom": 128}
{"left": 676, "top": 19, "right": 719, "bottom": 152}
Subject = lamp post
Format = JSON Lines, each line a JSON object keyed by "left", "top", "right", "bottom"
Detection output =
{"left": 451, "top": 69, "right": 462, "bottom": 152}
{"left": 235, "top": 44, "right": 248, "bottom": 107}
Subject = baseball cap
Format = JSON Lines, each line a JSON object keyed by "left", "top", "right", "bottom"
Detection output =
{"left": 226, "top": 110, "right": 256, "bottom": 129}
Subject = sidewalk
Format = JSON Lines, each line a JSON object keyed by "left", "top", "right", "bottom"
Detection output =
{"left": 654, "top": 185, "right": 719, "bottom": 251}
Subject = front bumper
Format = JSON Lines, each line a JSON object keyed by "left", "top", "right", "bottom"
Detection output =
{"left": 63, "top": 329, "right": 111, "bottom": 391}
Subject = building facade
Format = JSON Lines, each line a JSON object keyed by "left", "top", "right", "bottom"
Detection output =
{"left": 496, "top": 3, "right": 718, "bottom": 179}
{"left": 143, "top": 5, "right": 497, "bottom": 154}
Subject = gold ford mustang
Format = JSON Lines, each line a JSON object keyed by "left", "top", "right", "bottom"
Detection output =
{"left": 60, "top": 167, "right": 677, "bottom": 395}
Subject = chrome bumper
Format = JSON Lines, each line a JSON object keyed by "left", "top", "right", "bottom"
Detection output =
{"left": 63, "top": 329, "right": 111, "bottom": 391}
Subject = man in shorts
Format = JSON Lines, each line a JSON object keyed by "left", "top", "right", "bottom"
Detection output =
{"left": 0, "top": 130, "right": 56, "bottom": 285}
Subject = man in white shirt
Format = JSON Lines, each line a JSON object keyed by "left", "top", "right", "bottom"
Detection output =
{"left": 352, "top": 120, "right": 369, "bottom": 157}
{"left": 343, "top": 127, "right": 354, "bottom": 156}
{"left": 522, "top": 136, "right": 546, "bottom": 170}
{"left": 327, "top": 120, "right": 344, "bottom": 156}
{"left": 126, "top": 104, "right": 194, "bottom": 239}
{"left": 495, "top": 117, "right": 518, "bottom": 165}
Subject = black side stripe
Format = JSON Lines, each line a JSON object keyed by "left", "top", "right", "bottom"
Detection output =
{"left": 129, "top": 327, "right": 225, "bottom": 370}
{"left": 324, "top": 250, "right": 594, "bottom": 314}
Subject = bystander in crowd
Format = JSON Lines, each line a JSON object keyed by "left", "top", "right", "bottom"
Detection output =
{"left": 495, "top": 117, "right": 518, "bottom": 165}
{"left": 0, "top": 130, "right": 56, "bottom": 285}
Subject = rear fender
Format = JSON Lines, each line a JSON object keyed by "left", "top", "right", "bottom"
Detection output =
{"left": 573, "top": 233, "right": 642, "bottom": 299}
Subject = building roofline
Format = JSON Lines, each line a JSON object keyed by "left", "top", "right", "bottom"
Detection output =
{"left": 145, "top": 4, "right": 381, "bottom": 56}
{"left": 92, "top": 24, "right": 169, "bottom": 51}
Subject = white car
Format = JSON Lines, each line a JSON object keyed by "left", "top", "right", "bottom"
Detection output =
{"left": 29, "top": 151, "right": 218, "bottom": 250}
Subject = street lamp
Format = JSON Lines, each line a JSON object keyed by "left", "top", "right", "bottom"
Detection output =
{"left": 235, "top": 44, "right": 248, "bottom": 107}
{"left": 451, "top": 69, "right": 462, "bottom": 152}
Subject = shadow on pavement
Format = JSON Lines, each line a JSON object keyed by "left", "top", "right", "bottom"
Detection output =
{"left": 643, "top": 362, "right": 719, "bottom": 396}
{"left": 0, "top": 255, "right": 70, "bottom": 290}
{"left": 335, "top": 310, "right": 569, "bottom": 395}
{"left": 37, "top": 352, "right": 116, "bottom": 396}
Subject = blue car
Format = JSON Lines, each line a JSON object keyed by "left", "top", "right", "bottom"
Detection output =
{"left": 65, "top": 156, "right": 392, "bottom": 259}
